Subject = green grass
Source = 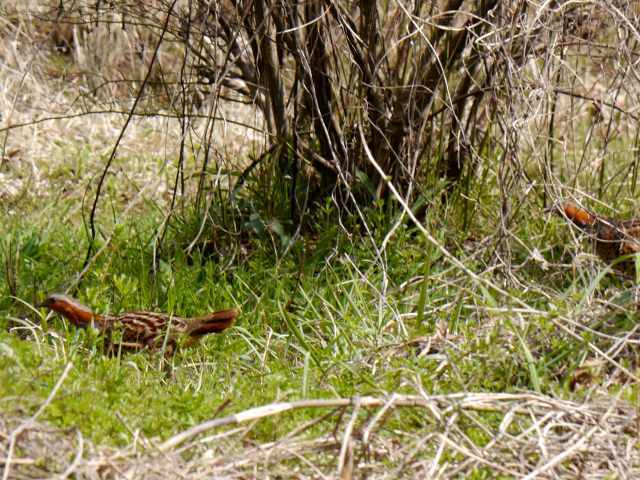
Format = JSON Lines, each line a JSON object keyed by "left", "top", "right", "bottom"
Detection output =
{"left": 1, "top": 184, "right": 638, "bottom": 449}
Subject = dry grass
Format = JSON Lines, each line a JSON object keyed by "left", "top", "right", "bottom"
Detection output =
{"left": 0, "top": 0, "right": 264, "bottom": 205}
{"left": 2, "top": 389, "right": 638, "bottom": 479}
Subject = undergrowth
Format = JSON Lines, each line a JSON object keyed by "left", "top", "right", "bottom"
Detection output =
{"left": 2, "top": 182, "right": 636, "bottom": 448}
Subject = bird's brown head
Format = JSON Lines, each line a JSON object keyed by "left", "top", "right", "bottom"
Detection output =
{"left": 560, "top": 201, "right": 596, "bottom": 229}
{"left": 42, "top": 294, "right": 96, "bottom": 326}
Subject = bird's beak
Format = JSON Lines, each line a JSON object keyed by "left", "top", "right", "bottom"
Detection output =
{"left": 36, "top": 299, "right": 49, "bottom": 309}
{"left": 543, "top": 202, "right": 562, "bottom": 216}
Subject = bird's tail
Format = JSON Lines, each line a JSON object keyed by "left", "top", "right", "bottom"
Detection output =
{"left": 561, "top": 202, "right": 597, "bottom": 230}
{"left": 186, "top": 308, "right": 238, "bottom": 338}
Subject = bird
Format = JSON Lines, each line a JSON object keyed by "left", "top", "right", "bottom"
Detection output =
{"left": 558, "top": 201, "right": 640, "bottom": 274}
{"left": 42, "top": 294, "right": 238, "bottom": 355}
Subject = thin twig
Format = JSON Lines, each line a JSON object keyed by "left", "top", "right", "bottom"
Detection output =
{"left": 84, "top": 0, "right": 179, "bottom": 268}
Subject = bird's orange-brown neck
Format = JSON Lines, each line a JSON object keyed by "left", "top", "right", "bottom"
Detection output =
{"left": 44, "top": 294, "right": 102, "bottom": 327}
{"left": 562, "top": 202, "right": 596, "bottom": 228}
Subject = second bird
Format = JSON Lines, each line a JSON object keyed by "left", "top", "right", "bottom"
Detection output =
{"left": 560, "top": 201, "right": 640, "bottom": 274}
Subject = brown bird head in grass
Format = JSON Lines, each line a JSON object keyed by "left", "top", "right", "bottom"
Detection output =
{"left": 560, "top": 201, "right": 597, "bottom": 229}
{"left": 555, "top": 200, "right": 640, "bottom": 274}
{"left": 42, "top": 293, "right": 98, "bottom": 326}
